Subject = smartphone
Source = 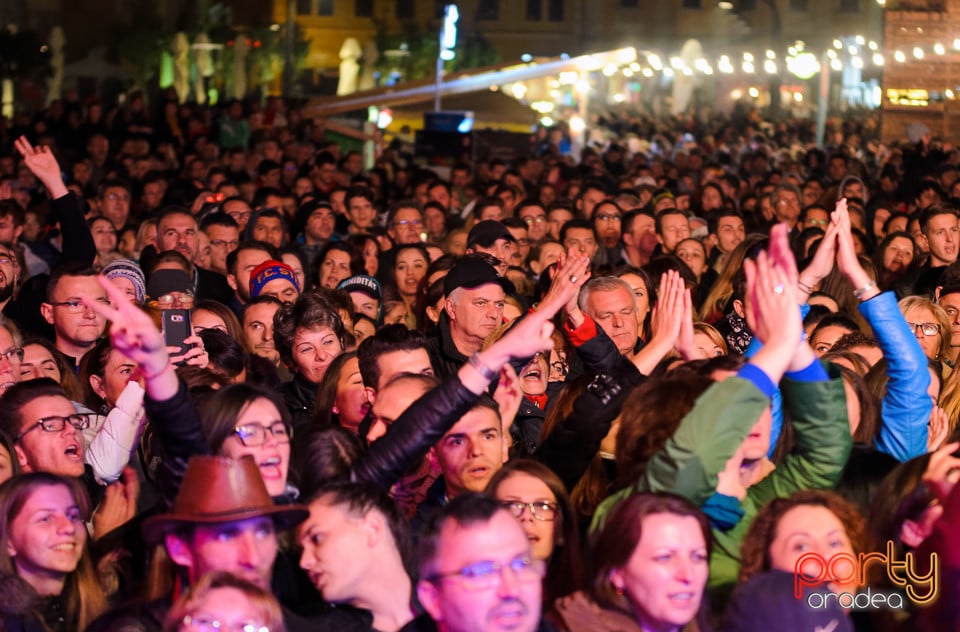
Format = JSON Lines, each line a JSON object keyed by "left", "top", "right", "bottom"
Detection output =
{"left": 162, "top": 309, "right": 192, "bottom": 363}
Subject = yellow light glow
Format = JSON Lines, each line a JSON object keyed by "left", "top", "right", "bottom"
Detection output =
{"left": 748, "top": 87, "right": 759, "bottom": 98}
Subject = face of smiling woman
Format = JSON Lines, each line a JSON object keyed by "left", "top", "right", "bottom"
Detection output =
{"left": 7, "top": 483, "right": 86, "bottom": 595}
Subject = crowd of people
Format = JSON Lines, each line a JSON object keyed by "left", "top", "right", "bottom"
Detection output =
{"left": 0, "top": 93, "right": 957, "bottom": 632}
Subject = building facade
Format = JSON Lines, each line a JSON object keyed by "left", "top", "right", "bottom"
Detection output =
{"left": 277, "top": 0, "right": 883, "bottom": 76}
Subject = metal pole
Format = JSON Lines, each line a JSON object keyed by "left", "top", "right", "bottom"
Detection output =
{"left": 816, "top": 57, "right": 828, "bottom": 148}
{"left": 435, "top": 55, "right": 443, "bottom": 111}
{"left": 284, "top": 0, "right": 296, "bottom": 97}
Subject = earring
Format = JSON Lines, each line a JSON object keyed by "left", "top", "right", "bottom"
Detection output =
{"left": 615, "top": 585, "right": 624, "bottom": 596}
{"left": 332, "top": 406, "right": 339, "bottom": 414}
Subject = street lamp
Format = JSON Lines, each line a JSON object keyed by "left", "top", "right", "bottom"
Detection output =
{"left": 435, "top": 3, "right": 459, "bottom": 111}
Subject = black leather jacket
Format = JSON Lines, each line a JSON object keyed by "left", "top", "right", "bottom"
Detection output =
{"left": 281, "top": 372, "right": 319, "bottom": 436}
{"left": 538, "top": 323, "right": 645, "bottom": 492}
{"left": 424, "top": 313, "right": 469, "bottom": 379}
{"left": 351, "top": 373, "right": 478, "bottom": 490}
{"left": 145, "top": 370, "right": 482, "bottom": 502}
{"left": 142, "top": 380, "right": 211, "bottom": 509}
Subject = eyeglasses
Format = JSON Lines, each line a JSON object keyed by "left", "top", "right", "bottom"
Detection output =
{"left": 210, "top": 239, "right": 240, "bottom": 250}
{"left": 0, "top": 254, "right": 13, "bottom": 266}
{"left": 394, "top": 219, "right": 423, "bottom": 228}
{"left": 501, "top": 500, "right": 558, "bottom": 521}
{"left": 227, "top": 210, "right": 252, "bottom": 222}
{"left": 182, "top": 614, "right": 270, "bottom": 632}
{"left": 428, "top": 555, "right": 544, "bottom": 591}
{"left": 156, "top": 292, "right": 195, "bottom": 307}
{"left": 16, "top": 414, "right": 91, "bottom": 442}
{"left": 522, "top": 216, "right": 546, "bottom": 225}
{"left": 0, "top": 347, "right": 23, "bottom": 364}
{"left": 595, "top": 214, "right": 622, "bottom": 223}
{"left": 50, "top": 298, "right": 110, "bottom": 313}
{"left": 909, "top": 322, "right": 941, "bottom": 336}
{"left": 515, "top": 238, "right": 531, "bottom": 246}
{"left": 550, "top": 360, "right": 568, "bottom": 376}
{"left": 234, "top": 421, "right": 292, "bottom": 447}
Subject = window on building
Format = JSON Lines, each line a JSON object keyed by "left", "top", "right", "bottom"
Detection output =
{"left": 789, "top": 0, "right": 807, "bottom": 9}
{"left": 355, "top": 0, "right": 373, "bottom": 16}
{"left": 839, "top": 0, "right": 858, "bottom": 10}
{"left": 318, "top": 0, "right": 334, "bottom": 15}
{"left": 398, "top": 0, "right": 415, "bottom": 18}
{"left": 549, "top": 0, "right": 564, "bottom": 20}
{"left": 620, "top": 0, "right": 639, "bottom": 6}
{"left": 682, "top": 0, "right": 702, "bottom": 8}
{"left": 526, "top": 0, "right": 542, "bottom": 19}
{"left": 478, "top": 0, "right": 499, "bottom": 19}
{"left": 296, "top": 0, "right": 313, "bottom": 15}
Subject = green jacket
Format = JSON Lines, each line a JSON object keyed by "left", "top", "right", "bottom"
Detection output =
{"left": 590, "top": 368, "right": 851, "bottom": 598}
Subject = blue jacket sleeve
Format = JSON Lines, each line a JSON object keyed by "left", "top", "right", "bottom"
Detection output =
{"left": 859, "top": 291, "right": 931, "bottom": 461}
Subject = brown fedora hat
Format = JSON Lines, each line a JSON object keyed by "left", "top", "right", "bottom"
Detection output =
{"left": 142, "top": 455, "right": 308, "bottom": 546}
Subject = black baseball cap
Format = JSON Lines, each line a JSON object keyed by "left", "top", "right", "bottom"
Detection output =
{"left": 467, "top": 220, "right": 517, "bottom": 249}
{"left": 443, "top": 254, "right": 516, "bottom": 296}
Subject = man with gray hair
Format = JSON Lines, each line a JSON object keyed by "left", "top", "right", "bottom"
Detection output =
{"left": 425, "top": 254, "right": 515, "bottom": 377}
{"left": 573, "top": 276, "right": 639, "bottom": 358}
{"left": 770, "top": 183, "right": 802, "bottom": 230}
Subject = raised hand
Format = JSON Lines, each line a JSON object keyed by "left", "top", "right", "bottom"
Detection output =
{"left": 834, "top": 200, "right": 877, "bottom": 299}
{"left": 543, "top": 247, "right": 591, "bottom": 327}
{"left": 92, "top": 466, "right": 140, "bottom": 538}
{"left": 676, "top": 285, "right": 697, "bottom": 360}
{"left": 715, "top": 443, "right": 748, "bottom": 500}
{"left": 798, "top": 214, "right": 840, "bottom": 291}
{"left": 923, "top": 441, "right": 960, "bottom": 503}
{"left": 83, "top": 276, "right": 168, "bottom": 376}
{"left": 492, "top": 363, "right": 523, "bottom": 439}
{"left": 634, "top": 270, "right": 687, "bottom": 373}
{"left": 744, "top": 249, "right": 803, "bottom": 383}
{"left": 768, "top": 223, "right": 799, "bottom": 291}
{"left": 928, "top": 406, "right": 950, "bottom": 452}
{"left": 169, "top": 334, "right": 209, "bottom": 369}
{"left": 14, "top": 136, "right": 67, "bottom": 198}
{"left": 648, "top": 270, "right": 685, "bottom": 346}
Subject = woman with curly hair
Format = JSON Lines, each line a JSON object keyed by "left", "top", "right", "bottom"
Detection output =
{"left": 738, "top": 489, "right": 867, "bottom": 595}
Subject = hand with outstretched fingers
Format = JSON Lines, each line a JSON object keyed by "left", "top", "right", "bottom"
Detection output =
{"left": 14, "top": 135, "right": 68, "bottom": 199}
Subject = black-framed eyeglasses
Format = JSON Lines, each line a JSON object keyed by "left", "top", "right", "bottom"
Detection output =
{"left": 234, "top": 421, "right": 291, "bottom": 447}
{"left": 16, "top": 414, "right": 91, "bottom": 442}
{"left": 427, "top": 555, "right": 544, "bottom": 591}
{"left": 501, "top": 500, "right": 558, "bottom": 521}
{"left": 50, "top": 298, "right": 110, "bottom": 313}
{"left": 909, "top": 322, "right": 941, "bottom": 336}
{"left": 0, "top": 347, "right": 23, "bottom": 364}
{"left": 595, "top": 214, "right": 622, "bottom": 223}
{"left": 209, "top": 239, "right": 240, "bottom": 250}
